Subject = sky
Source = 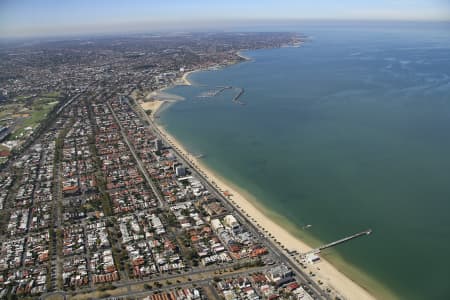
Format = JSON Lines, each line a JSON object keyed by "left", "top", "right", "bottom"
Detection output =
{"left": 0, "top": 0, "right": 449, "bottom": 37}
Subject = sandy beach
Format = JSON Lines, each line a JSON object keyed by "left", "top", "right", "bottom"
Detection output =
{"left": 139, "top": 100, "right": 166, "bottom": 116}
{"left": 134, "top": 86, "right": 187, "bottom": 118}
{"left": 178, "top": 70, "right": 196, "bottom": 85}
{"left": 136, "top": 79, "right": 384, "bottom": 299}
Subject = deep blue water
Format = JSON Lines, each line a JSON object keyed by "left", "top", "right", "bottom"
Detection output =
{"left": 161, "top": 22, "right": 450, "bottom": 299}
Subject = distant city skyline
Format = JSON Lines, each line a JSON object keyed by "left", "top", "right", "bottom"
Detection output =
{"left": 1, "top": 0, "right": 449, "bottom": 37}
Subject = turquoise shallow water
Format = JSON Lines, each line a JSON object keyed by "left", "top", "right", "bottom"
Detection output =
{"left": 160, "top": 22, "right": 450, "bottom": 299}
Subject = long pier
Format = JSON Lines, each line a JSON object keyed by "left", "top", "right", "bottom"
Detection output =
{"left": 232, "top": 87, "right": 245, "bottom": 105}
{"left": 214, "top": 85, "right": 232, "bottom": 96}
{"left": 197, "top": 86, "right": 246, "bottom": 105}
{"left": 198, "top": 86, "right": 232, "bottom": 98}
{"left": 304, "top": 229, "right": 372, "bottom": 256}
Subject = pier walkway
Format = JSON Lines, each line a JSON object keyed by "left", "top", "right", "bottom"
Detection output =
{"left": 232, "top": 87, "right": 245, "bottom": 105}
{"left": 303, "top": 229, "right": 372, "bottom": 256}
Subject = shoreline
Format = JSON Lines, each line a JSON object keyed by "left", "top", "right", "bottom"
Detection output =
{"left": 180, "top": 70, "right": 195, "bottom": 85}
{"left": 236, "top": 51, "right": 252, "bottom": 61}
{"left": 137, "top": 52, "right": 397, "bottom": 300}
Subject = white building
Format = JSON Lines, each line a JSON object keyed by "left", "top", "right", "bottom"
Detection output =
{"left": 211, "top": 219, "right": 224, "bottom": 232}
{"left": 223, "top": 215, "right": 239, "bottom": 229}
{"left": 175, "top": 166, "right": 186, "bottom": 177}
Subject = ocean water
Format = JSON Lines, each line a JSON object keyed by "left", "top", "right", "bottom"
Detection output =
{"left": 161, "top": 22, "right": 450, "bottom": 299}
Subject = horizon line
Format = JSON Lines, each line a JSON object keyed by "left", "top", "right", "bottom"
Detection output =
{"left": 1, "top": 18, "right": 449, "bottom": 40}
